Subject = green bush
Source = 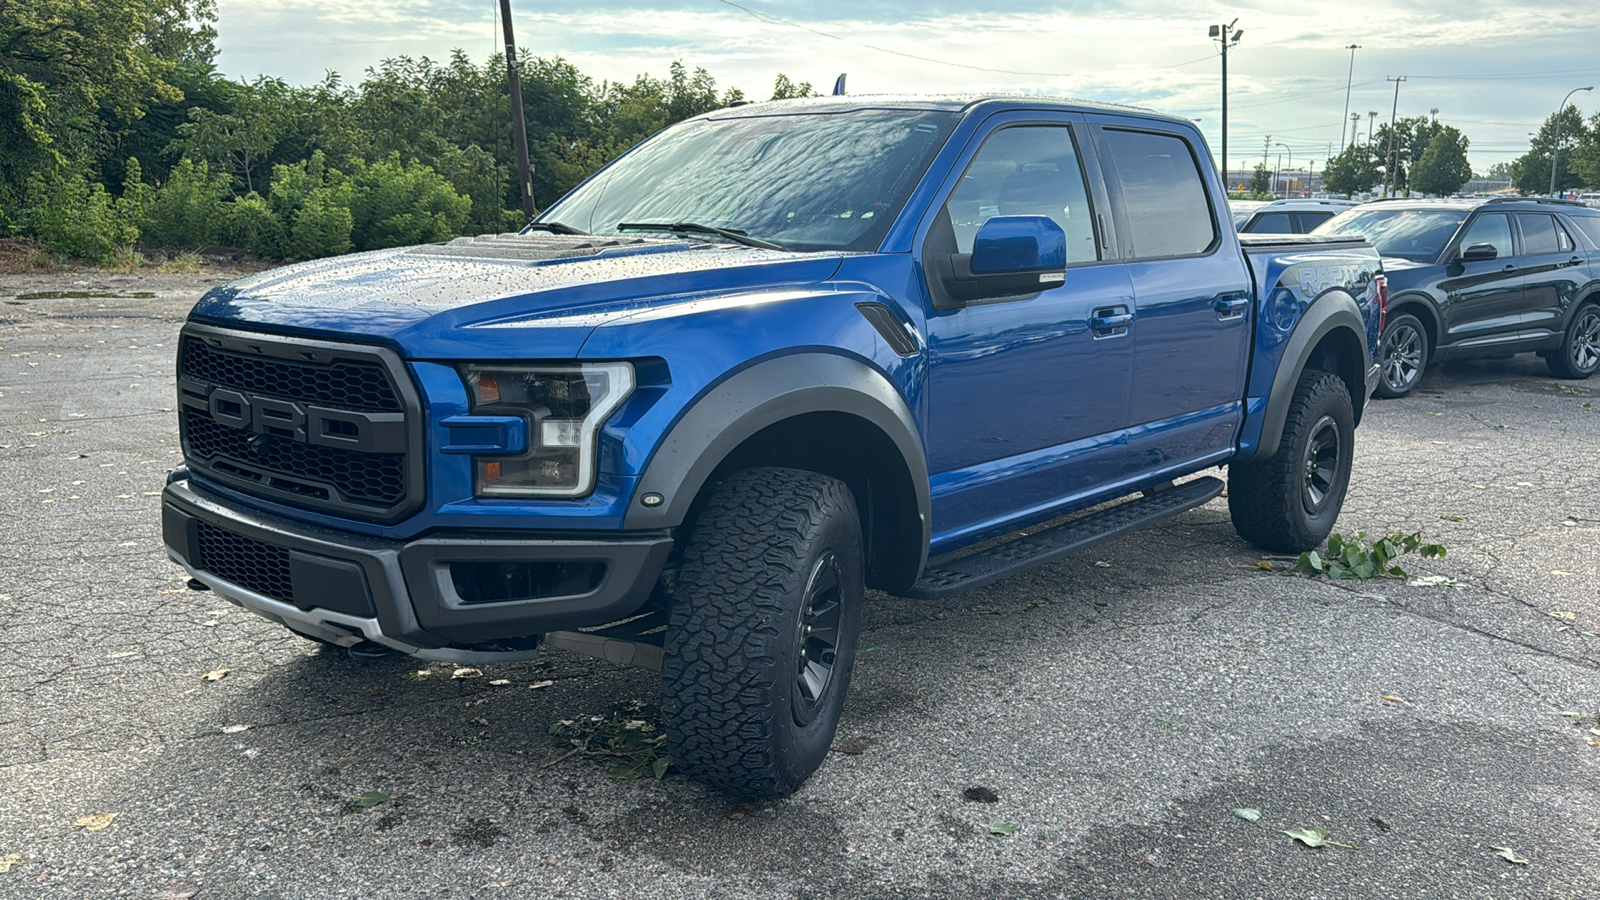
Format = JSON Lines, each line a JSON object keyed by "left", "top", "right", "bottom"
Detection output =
{"left": 140, "top": 159, "right": 230, "bottom": 247}
{"left": 218, "top": 192, "right": 280, "bottom": 255}
{"left": 20, "top": 170, "right": 138, "bottom": 262}
{"left": 266, "top": 152, "right": 353, "bottom": 259}
{"left": 347, "top": 155, "right": 471, "bottom": 251}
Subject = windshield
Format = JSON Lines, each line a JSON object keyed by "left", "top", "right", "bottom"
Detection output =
{"left": 537, "top": 108, "right": 959, "bottom": 252}
{"left": 1312, "top": 208, "right": 1468, "bottom": 262}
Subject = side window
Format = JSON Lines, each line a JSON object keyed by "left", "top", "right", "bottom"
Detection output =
{"left": 1517, "top": 214, "right": 1560, "bottom": 256}
{"left": 1099, "top": 129, "right": 1217, "bottom": 259}
{"left": 1297, "top": 211, "right": 1335, "bottom": 231}
{"left": 1250, "top": 213, "right": 1295, "bottom": 234}
{"left": 1459, "top": 213, "right": 1512, "bottom": 258}
{"left": 943, "top": 125, "right": 1098, "bottom": 264}
{"left": 1569, "top": 215, "right": 1600, "bottom": 250}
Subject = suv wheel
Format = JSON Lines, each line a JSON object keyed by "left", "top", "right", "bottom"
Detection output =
{"left": 1375, "top": 314, "right": 1428, "bottom": 398}
{"left": 661, "top": 467, "right": 863, "bottom": 798}
{"left": 1548, "top": 302, "right": 1600, "bottom": 379}
{"left": 1227, "top": 371, "right": 1355, "bottom": 552}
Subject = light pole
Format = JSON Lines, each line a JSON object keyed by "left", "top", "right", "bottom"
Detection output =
{"left": 1274, "top": 141, "right": 1293, "bottom": 197}
{"left": 1340, "top": 44, "right": 1360, "bottom": 150}
{"left": 1550, "top": 85, "right": 1594, "bottom": 197}
{"left": 1368, "top": 111, "right": 1378, "bottom": 145}
{"left": 1349, "top": 113, "right": 1361, "bottom": 148}
{"left": 1210, "top": 20, "right": 1243, "bottom": 181}
{"left": 1382, "top": 77, "right": 1406, "bottom": 197}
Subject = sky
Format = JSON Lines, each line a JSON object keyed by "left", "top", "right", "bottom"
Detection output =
{"left": 213, "top": 0, "right": 1600, "bottom": 180}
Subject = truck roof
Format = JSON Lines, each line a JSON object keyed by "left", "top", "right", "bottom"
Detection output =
{"left": 698, "top": 93, "right": 1184, "bottom": 127}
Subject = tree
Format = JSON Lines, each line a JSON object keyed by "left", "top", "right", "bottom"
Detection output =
{"left": 173, "top": 76, "right": 292, "bottom": 194}
{"left": 1249, "top": 163, "right": 1272, "bottom": 196}
{"left": 1510, "top": 104, "right": 1590, "bottom": 194}
{"left": 1565, "top": 110, "right": 1600, "bottom": 190}
{"left": 1371, "top": 115, "right": 1442, "bottom": 194}
{"left": 771, "top": 74, "right": 815, "bottom": 100}
{"left": 1409, "top": 126, "right": 1472, "bottom": 196}
{"left": 1322, "top": 143, "right": 1381, "bottom": 197}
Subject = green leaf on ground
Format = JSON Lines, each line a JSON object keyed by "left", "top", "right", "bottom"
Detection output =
{"left": 1408, "top": 575, "right": 1461, "bottom": 588}
{"left": 1439, "top": 514, "right": 1466, "bottom": 522}
{"left": 1284, "top": 826, "right": 1354, "bottom": 849}
{"left": 1232, "top": 807, "right": 1261, "bottom": 822}
{"left": 356, "top": 791, "right": 392, "bottom": 807}
{"left": 1492, "top": 846, "right": 1529, "bottom": 865}
{"left": 987, "top": 818, "right": 1016, "bottom": 836}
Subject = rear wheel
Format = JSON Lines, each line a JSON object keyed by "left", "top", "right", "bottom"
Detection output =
{"left": 1547, "top": 303, "right": 1600, "bottom": 379}
{"left": 1229, "top": 371, "right": 1355, "bottom": 553}
{"left": 661, "top": 467, "right": 863, "bottom": 798}
{"left": 1375, "top": 314, "right": 1428, "bottom": 398}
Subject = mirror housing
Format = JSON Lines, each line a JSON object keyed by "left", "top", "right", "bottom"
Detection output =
{"left": 1460, "top": 242, "right": 1499, "bottom": 262}
{"left": 941, "top": 215, "right": 1068, "bottom": 303}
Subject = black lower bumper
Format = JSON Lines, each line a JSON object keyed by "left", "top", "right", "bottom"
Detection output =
{"left": 162, "top": 480, "right": 673, "bottom": 662}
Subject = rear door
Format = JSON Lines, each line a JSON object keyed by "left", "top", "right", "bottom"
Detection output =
{"left": 1437, "top": 211, "right": 1526, "bottom": 350}
{"left": 1088, "top": 118, "right": 1252, "bottom": 479}
{"left": 1515, "top": 212, "right": 1586, "bottom": 339}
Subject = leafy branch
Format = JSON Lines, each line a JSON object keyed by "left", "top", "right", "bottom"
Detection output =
{"left": 1294, "top": 531, "right": 1446, "bottom": 580}
{"left": 545, "top": 699, "right": 672, "bottom": 781}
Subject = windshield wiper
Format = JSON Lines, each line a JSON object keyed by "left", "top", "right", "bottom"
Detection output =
{"left": 524, "top": 220, "right": 589, "bottom": 236}
{"left": 616, "top": 221, "right": 785, "bottom": 251}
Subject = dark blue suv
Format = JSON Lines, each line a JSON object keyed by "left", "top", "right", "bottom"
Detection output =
{"left": 1315, "top": 198, "right": 1600, "bottom": 397}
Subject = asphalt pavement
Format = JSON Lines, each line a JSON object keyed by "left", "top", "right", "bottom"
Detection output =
{"left": 1, "top": 271, "right": 1597, "bottom": 899}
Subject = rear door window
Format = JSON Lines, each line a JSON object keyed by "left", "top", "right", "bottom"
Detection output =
{"left": 1250, "top": 212, "right": 1294, "bottom": 233}
{"left": 1297, "top": 211, "right": 1336, "bottom": 230}
{"left": 1098, "top": 129, "right": 1217, "bottom": 259}
{"left": 1517, "top": 214, "right": 1561, "bottom": 256}
{"left": 1459, "top": 213, "right": 1513, "bottom": 258}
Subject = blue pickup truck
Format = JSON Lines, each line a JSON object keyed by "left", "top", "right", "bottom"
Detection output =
{"left": 163, "top": 96, "right": 1385, "bottom": 797}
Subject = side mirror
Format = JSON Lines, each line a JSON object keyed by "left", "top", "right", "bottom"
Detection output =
{"left": 1460, "top": 242, "right": 1498, "bottom": 262}
{"left": 942, "top": 215, "right": 1067, "bottom": 302}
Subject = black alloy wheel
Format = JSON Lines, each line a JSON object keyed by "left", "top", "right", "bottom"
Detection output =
{"left": 793, "top": 552, "right": 843, "bottom": 725}
{"left": 1301, "top": 414, "right": 1342, "bottom": 516}
{"left": 1376, "top": 314, "right": 1427, "bottom": 398}
{"left": 1549, "top": 303, "right": 1600, "bottom": 379}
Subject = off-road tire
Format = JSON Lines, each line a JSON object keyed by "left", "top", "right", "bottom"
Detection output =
{"left": 1228, "top": 371, "right": 1355, "bottom": 552}
{"left": 1375, "top": 313, "right": 1428, "bottom": 398}
{"left": 661, "top": 467, "right": 863, "bottom": 798}
{"left": 1547, "top": 302, "right": 1600, "bottom": 379}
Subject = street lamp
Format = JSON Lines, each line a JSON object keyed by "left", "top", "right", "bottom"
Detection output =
{"left": 1550, "top": 85, "right": 1594, "bottom": 197}
{"left": 1349, "top": 112, "right": 1361, "bottom": 148}
{"left": 1210, "top": 20, "right": 1243, "bottom": 182}
{"left": 1340, "top": 44, "right": 1360, "bottom": 150}
{"left": 1274, "top": 141, "right": 1292, "bottom": 197}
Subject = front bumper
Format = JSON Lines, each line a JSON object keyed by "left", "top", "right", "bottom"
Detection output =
{"left": 163, "top": 479, "right": 673, "bottom": 663}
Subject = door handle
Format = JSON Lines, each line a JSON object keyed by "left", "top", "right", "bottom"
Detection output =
{"left": 1568, "top": 256, "right": 1584, "bottom": 267}
{"left": 1091, "top": 306, "right": 1132, "bottom": 337}
{"left": 1215, "top": 295, "right": 1250, "bottom": 319}
{"left": 1502, "top": 264, "right": 1516, "bottom": 273}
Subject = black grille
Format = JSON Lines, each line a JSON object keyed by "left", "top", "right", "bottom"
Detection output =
{"left": 181, "top": 338, "right": 400, "bottom": 412}
{"left": 195, "top": 521, "right": 294, "bottom": 603}
{"left": 177, "top": 329, "right": 418, "bottom": 521}
{"left": 185, "top": 408, "right": 405, "bottom": 504}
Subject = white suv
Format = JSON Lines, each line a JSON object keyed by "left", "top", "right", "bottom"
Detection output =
{"left": 1233, "top": 198, "right": 1361, "bottom": 233}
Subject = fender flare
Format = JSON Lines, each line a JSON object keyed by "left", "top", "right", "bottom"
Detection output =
{"left": 1256, "top": 291, "right": 1369, "bottom": 459}
{"left": 622, "top": 353, "right": 931, "bottom": 561}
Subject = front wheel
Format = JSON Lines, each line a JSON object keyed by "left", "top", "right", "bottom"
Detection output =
{"left": 1547, "top": 303, "right": 1600, "bottom": 379}
{"left": 1228, "top": 371, "right": 1355, "bottom": 553}
{"left": 1375, "top": 314, "right": 1428, "bottom": 398}
{"left": 661, "top": 467, "right": 863, "bottom": 798}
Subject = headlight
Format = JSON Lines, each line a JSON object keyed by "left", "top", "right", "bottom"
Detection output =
{"left": 459, "top": 362, "right": 635, "bottom": 497}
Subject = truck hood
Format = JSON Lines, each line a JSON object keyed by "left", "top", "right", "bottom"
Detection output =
{"left": 189, "top": 234, "right": 845, "bottom": 358}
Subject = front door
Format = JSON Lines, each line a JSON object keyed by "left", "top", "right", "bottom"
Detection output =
{"left": 920, "top": 117, "right": 1134, "bottom": 549}
{"left": 1438, "top": 212, "right": 1526, "bottom": 350}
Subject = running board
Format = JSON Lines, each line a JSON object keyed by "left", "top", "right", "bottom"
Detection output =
{"left": 900, "top": 476, "right": 1224, "bottom": 600}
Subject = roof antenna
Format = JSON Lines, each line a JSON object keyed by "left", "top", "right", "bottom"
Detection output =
{"left": 832, "top": 73, "right": 847, "bottom": 96}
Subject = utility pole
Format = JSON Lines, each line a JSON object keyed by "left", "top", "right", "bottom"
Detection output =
{"left": 1382, "top": 77, "right": 1405, "bottom": 197}
{"left": 500, "top": 0, "right": 537, "bottom": 221}
{"left": 1210, "top": 20, "right": 1243, "bottom": 181}
{"left": 1340, "top": 44, "right": 1360, "bottom": 150}
{"left": 1367, "top": 110, "right": 1378, "bottom": 146}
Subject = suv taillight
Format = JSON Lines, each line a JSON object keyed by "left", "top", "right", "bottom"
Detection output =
{"left": 1375, "top": 273, "right": 1388, "bottom": 333}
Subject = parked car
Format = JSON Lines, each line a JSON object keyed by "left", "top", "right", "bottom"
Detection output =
{"left": 1233, "top": 198, "right": 1360, "bottom": 234}
{"left": 1313, "top": 197, "right": 1600, "bottom": 397}
{"left": 163, "top": 95, "right": 1384, "bottom": 798}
